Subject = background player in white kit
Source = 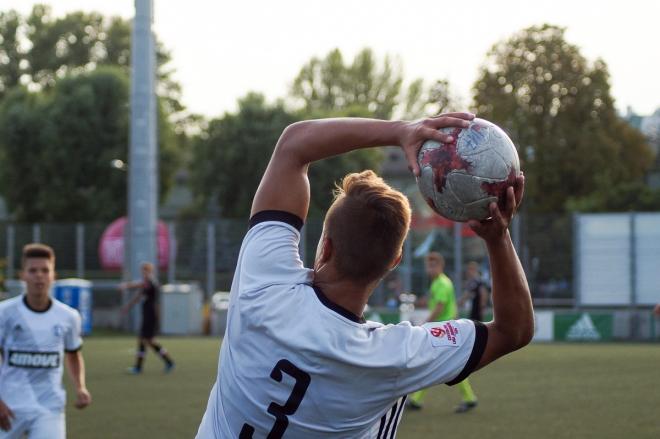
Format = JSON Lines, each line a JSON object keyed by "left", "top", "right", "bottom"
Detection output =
{"left": 196, "top": 113, "right": 534, "bottom": 438}
{"left": 0, "top": 244, "right": 90, "bottom": 439}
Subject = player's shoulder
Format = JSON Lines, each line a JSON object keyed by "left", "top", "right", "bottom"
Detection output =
{"left": 432, "top": 274, "right": 452, "bottom": 289}
{"left": 0, "top": 295, "right": 23, "bottom": 314}
{"left": 50, "top": 298, "right": 81, "bottom": 319}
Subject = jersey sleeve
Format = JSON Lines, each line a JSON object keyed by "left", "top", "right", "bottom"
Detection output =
{"left": 394, "top": 318, "right": 488, "bottom": 394}
{"left": 237, "top": 210, "right": 313, "bottom": 293}
{"left": 64, "top": 309, "right": 83, "bottom": 352}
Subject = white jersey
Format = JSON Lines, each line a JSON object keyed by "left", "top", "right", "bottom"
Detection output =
{"left": 197, "top": 211, "right": 487, "bottom": 439}
{"left": 0, "top": 295, "right": 83, "bottom": 415}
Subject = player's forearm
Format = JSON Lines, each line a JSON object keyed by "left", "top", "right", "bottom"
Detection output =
{"left": 276, "top": 118, "right": 403, "bottom": 165}
{"left": 485, "top": 231, "right": 534, "bottom": 349}
{"left": 65, "top": 352, "right": 87, "bottom": 391}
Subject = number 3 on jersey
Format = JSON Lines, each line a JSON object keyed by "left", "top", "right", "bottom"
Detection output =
{"left": 240, "top": 359, "right": 311, "bottom": 439}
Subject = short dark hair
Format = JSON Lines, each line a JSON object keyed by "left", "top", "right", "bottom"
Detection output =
{"left": 21, "top": 243, "right": 55, "bottom": 268}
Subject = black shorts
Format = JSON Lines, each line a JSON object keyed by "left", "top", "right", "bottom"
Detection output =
{"left": 140, "top": 311, "right": 158, "bottom": 339}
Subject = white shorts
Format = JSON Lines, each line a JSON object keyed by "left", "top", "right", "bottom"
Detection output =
{"left": 0, "top": 410, "right": 65, "bottom": 439}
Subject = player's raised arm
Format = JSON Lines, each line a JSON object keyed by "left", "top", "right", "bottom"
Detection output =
{"left": 468, "top": 173, "right": 535, "bottom": 370}
{"left": 250, "top": 114, "right": 475, "bottom": 220}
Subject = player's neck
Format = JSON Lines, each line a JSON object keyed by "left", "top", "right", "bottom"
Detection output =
{"left": 25, "top": 291, "right": 52, "bottom": 312}
{"left": 314, "top": 277, "right": 376, "bottom": 318}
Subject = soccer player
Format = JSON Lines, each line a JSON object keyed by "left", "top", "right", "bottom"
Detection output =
{"left": 408, "top": 253, "right": 479, "bottom": 413}
{"left": 458, "top": 261, "right": 490, "bottom": 322}
{"left": 118, "top": 262, "right": 175, "bottom": 374}
{"left": 196, "top": 113, "right": 534, "bottom": 438}
{"left": 0, "top": 244, "right": 91, "bottom": 439}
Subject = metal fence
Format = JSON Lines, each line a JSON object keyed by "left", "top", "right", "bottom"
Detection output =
{"left": 0, "top": 213, "right": 577, "bottom": 307}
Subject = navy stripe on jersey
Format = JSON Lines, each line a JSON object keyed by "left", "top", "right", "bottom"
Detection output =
{"left": 248, "top": 210, "right": 304, "bottom": 231}
{"left": 312, "top": 285, "right": 366, "bottom": 324}
{"left": 377, "top": 395, "right": 406, "bottom": 439}
{"left": 446, "top": 320, "right": 488, "bottom": 386}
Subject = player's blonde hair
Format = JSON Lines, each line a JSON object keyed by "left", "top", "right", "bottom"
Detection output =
{"left": 324, "top": 170, "right": 411, "bottom": 286}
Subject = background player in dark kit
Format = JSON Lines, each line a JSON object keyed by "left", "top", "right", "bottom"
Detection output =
{"left": 458, "top": 261, "right": 490, "bottom": 323}
{"left": 118, "top": 262, "right": 175, "bottom": 374}
{"left": 196, "top": 113, "right": 534, "bottom": 438}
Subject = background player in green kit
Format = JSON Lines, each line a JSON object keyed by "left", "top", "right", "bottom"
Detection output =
{"left": 408, "top": 252, "right": 479, "bottom": 412}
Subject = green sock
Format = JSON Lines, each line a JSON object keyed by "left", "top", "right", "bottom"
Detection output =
{"left": 411, "top": 389, "right": 427, "bottom": 404}
{"left": 456, "top": 379, "right": 477, "bottom": 402}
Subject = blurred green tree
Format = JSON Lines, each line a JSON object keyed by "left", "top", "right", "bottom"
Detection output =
{"left": 290, "top": 48, "right": 461, "bottom": 121}
{"left": 472, "top": 24, "right": 655, "bottom": 213}
{"left": 188, "top": 93, "right": 298, "bottom": 219}
{"left": 0, "top": 4, "right": 184, "bottom": 121}
{"left": 0, "top": 68, "right": 182, "bottom": 222}
{"left": 188, "top": 93, "right": 385, "bottom": 219}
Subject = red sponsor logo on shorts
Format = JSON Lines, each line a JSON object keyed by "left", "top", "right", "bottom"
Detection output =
{"left": 430, "top": 327, "right": 446, "bottom": 338}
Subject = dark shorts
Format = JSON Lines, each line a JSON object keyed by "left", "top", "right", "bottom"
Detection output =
{"left": 140, "top": 311, "right": 158, "bottom": 339}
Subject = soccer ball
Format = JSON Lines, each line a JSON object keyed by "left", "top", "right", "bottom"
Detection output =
{"left": 417, "top": 118, "right": 520, "bottom": 222}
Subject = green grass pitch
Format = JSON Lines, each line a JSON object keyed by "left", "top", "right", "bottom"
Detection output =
{"left": 64, "top": 336, "right": 659, "bottom": 439}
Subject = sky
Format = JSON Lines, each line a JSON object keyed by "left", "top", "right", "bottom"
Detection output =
{"left": 2, "top": 0, "right": 660, "bottom": 120}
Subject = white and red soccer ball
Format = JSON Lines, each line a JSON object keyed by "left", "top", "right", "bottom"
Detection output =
{"left": 417, "top": 118, "right": 520, "bottom": 222}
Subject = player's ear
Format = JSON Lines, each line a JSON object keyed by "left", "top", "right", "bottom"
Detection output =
{"left": 319, "top": 236, "right": 333, "bottom": 263}
{"left": 390, "top": 252, "right": 403, "bottom": 270}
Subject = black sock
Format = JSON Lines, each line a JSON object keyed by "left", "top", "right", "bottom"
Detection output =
{"left": 135, "top": 343, "right": 146, "bottom": 369}
{"left": 151, "top": 342, "right": 173, "bottom": 365}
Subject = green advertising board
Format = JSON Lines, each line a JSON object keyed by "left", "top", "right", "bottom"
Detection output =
{"left": 365, "top": 310, "right": 400, "bottom": 325}
{"left": 554, "top": 313, "right": 613, "bottom": 341}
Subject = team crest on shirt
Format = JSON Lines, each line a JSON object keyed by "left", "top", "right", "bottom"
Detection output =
{"left": 52, "top": 325, "right": 63, "bottom": 338}
{"left": 425, "top": 321, "right": 462, "bottom": 347}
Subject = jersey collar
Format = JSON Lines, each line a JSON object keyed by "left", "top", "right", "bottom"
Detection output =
{"left": 312, "top": 285, "right": 366, "bottom": 324}
{"left": 23, "top": 294, "right": 53, "bottom": 313}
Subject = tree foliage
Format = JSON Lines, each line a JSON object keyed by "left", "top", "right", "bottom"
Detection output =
{"left": 188, "top": 93, "right": 298, "bottom": 218}
{"left": 0, "top": 4, "right": 183, "bottom": 118}
{"left": 473, "top": 25, "right": 655, "bottom": 213}
{"left": 0, "top": 68, "right": 181, "bottom": 222}
{"left": 290, "top": 48, "right": 460, "bottom": 121}
{"left": 188, "top": 93, "right": 384, "bottom": 219}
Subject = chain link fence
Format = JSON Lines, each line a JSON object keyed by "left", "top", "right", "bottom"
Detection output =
{"left": 0, "top": 213, "right": 575, "bottom": 306}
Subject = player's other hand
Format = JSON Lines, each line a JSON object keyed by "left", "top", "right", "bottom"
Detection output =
{"left": 0, "top": 398, "right": 16, "bottom": 431}
{"left": 654, "top": 303, "right": 660, "bottom": 318}
{"left": 468, "top": 172, "right": 524, "bottom": 242}
{"left": 75, "top": 387, "right": 91, "bottom": 409}
{"left": 400, "top": 112, "right": 475, "bottom": 177}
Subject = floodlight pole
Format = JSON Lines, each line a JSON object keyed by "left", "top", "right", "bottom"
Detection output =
{"left": 126, "top": 0, "right": 158, "bottom": 331}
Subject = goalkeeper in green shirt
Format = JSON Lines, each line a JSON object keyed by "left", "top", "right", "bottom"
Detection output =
{"left": 408, "top": 252, "right": 478, "bottom": 413}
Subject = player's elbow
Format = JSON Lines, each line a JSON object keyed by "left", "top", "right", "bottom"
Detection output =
{"left": 517, "top": 321, "right": 535, "bottom": 349}
{"left": 494, "top": 319, "right": 535, "bottom": 354}
{"left": 275, "top": 121, "right": 311, "bottom": 157}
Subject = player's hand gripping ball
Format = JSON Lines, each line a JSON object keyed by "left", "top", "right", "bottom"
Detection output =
{"left": 417, "top": 118, "right": 520, "bottom": 222}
